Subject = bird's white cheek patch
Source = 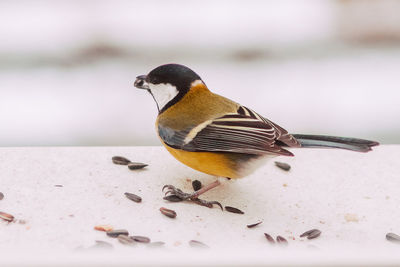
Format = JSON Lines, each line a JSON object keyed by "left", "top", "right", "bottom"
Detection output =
{"left": 149, "top": 83, "right": 179, "bottom": 111}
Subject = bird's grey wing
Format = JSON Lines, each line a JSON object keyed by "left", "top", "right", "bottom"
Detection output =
{"left": 236, "top": 106, "right": 301, "bottom": 148}
{"left": 158, "top": 106, "right": 295, "bottom": 156}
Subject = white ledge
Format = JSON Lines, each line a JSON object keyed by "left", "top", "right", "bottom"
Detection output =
{"left": 0, "top": 145, "right": 399, "bottom": 266}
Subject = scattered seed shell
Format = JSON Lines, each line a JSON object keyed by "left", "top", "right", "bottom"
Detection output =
{"left": 247, "top": 221, "right": 263, "bottom": 228}
{"left": 160, "top": 207, "right": 177, "bottom": 218}
{"left": 118, "top": 235, "right": 135, "bottom": 245}
{"left": 128, "top": 162, "right": 148, "bottom": 170}
{"left": 300, "top": 229, "right": 321, "bottom": 239}
{"left": 386, "top": 233, "right": 400, "bottom": 243}
{"left": 189, "top": 240, "right": 209, "bottom": 248}
{"left": 0, "top": 192, "right": 3, "bottom": 200}
{"left": 307, "top": 230, "right": 321, "bottom": 240}
{"left": 94, "top": 225, "right": 114, "bottom": 232}
{"left": 106, "top": 229, "right": 129, "bottom": 238}
{"left": 192, "top": 180, "right": 202, "bottom": 191}
{"left": 264, "top": 233, "right": 275, "bottom": 244}
{"left": 300, "top": 229, "right": 315, "bottom": 238}
{"left": 124, "top": 192, "right": 142, "bottom": 203}
{"left": 225, "top": 206, "right": 244, "bottom": 214}
{"left": 112, "top": 156, "right": 131, "bottom": 165}
{"left": 308, "top": 232, "right": 320, "bottom": 240}
{"left": 274, "top": 161, "right": 291, "bottom": 171}
{"left": 163, "top": 195, "right": 183, "bottom": 202}
{"left": 0, "top": 211, "right": 14, "bottom": 222}
{"left": 132, "top": 236, "right": 151, "bottom": 243}
{"left": 276, "top": 236, "right": 288, "bottom": 245}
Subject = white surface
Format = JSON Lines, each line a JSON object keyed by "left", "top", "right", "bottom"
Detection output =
{"left": 0, "top": 146, "right": 400, "bottom": 266}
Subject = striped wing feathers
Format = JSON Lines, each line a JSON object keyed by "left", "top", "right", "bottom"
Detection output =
{"left": 178, "top": 106, "right": 299, "bottom": 156}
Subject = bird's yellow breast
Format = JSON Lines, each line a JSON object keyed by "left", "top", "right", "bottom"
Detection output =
{"left": 162, "top": 142, "right": 242, "bottom": 178}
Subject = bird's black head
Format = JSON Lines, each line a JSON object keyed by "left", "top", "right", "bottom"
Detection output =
{"left": 134, "top": 64, "right": 204, "bottom": 113}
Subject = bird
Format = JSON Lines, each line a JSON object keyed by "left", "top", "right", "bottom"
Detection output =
{"left": 134, "top": 63, "right": 379, "bottom": 208}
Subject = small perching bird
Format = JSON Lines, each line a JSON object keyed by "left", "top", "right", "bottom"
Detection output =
{"left": 134, "top": 64, "right": 379, "bottom": 208}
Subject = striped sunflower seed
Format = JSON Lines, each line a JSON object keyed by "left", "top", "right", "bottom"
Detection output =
{"left": 0, "top": 211, "right": 14, "bottom": 222}
{"left": 112, "top": 156, "right": 131, "bottom": 165}
{"left": 132, "top": 236, "right": 151, "bottom": 243}
{"left": 128, "top": 162, "right": 148, "bottom": 170}
{"left": 125, "top": 192, "right": 142, "bottom": 203}
{"left": 160, "top": 207, "right": 177, "bottom": 218}
{"left": 300, "top": 229, "right": 321, "bottom": 239}
{"left": 106, "top": 229, "right": 129, "bottom": 238}
{"left": 274, "top": 161, "right": 291, "bottom": 171}
{"left": 225, "top": 206, "right": 244, "bottom": 214}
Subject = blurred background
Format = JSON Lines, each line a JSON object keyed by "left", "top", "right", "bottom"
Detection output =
{"left": 1, "top": 0, "right": 399, "bottom": 146}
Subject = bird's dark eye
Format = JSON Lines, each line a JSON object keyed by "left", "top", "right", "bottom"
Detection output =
{"left": 136, "top": 80, "right": 144, "bottom": 87}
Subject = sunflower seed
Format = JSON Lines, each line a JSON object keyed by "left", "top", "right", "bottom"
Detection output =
{"left": 128, "top": 162, "right": 148, "bottom": 170}
{"left": 118, "top": 235, "right": 135, "bottom": 245}
{"left": 276, "top": 235, "right": 288, "bottom": 245}
{"left": 247, "top": 221, "right": 263, "bottom": 228}
{"left": 274, "top": 161, "right": 291, "bottom": 171}
{"left": 300, "top": 229, "right": 321, "bottom": 239}
{"left": 264, "top": 233, "right": 275, "bottom": 244}
{"left": 54, "top": 185, "right": 63, "bottom": 187}
{"left": 124, "top": 192, "right": 142, "bottom": 203}
{"left": 300, "top": 229, "right": 315, "bottom": 237}
{"left": 189, "top": 240, "right": 209, "bottom": 248}
{"left": 132, "top": 236, "right": 151, "bottom": 243}
{"left": 147, "top": 241, "right": 165, "bottom": 248}
{"left": 163, "top": 195, "right": 183, "bottom": 202}
{"left": 386, "top": 233, "right": 400, "bottom": 243}
{"left": 192, "top": 180, "right": 202, "bottom": 191}
{"left": 0, "top": 211, "right": 14, "bottom": 222}
{"left": 160, "top": 207, "right": 177, "bottom": 218}
{"left": 225, "top": 206, "right": 244, "bottom": 214}
{"left": 106, "top": 229, "right": 129, "bottom": 238}
{"left": 0, "top": 192, "right": 3, "bottom": 200}
{"left": 308, "top": 231, "right": 321, "bottom": 239}
{"left": 112, "top": 156, "right": 131, "bottom": 165}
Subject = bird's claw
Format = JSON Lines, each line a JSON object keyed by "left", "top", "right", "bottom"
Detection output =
{"left": 162, "top": 184, "right": 222, "bottom": 210}
{"left": 164, "top": 190, "right": 173, "bottom": 196}
{"left": 162, "top": 185, "right": 171, "bottom": 192}
{"left": 163, "top": 185, "right": 192, "bottom": 200}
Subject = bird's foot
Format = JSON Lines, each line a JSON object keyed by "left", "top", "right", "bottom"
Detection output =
{"left": 162, "top": 184, "right": 222, "bottom": 210}
{"left": 163, "top": 185, "right": 193, "bottom": 200}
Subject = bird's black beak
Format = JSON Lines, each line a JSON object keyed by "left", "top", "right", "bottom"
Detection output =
{"left": 134, "top": 75, "right": 149, "bottom": 90}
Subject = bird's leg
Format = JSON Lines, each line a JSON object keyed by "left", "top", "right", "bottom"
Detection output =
{"left": 192, "top": 180, "right": 221, "bottom": 198}
{"left": 163, "top": 180, "right": 222, "bottom": 209}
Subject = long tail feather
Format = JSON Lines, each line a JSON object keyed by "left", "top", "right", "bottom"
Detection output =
{"left": 291, "top": 134, "right": 379, "bottom": 152}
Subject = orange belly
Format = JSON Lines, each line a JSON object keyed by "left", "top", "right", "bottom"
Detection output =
{"left": 163, "top": 143, "right": 242, "bottom": 179}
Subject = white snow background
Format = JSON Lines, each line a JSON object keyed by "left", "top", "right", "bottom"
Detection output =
{"left": 1, "top": 0, "right": 399, "bottom": 146}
